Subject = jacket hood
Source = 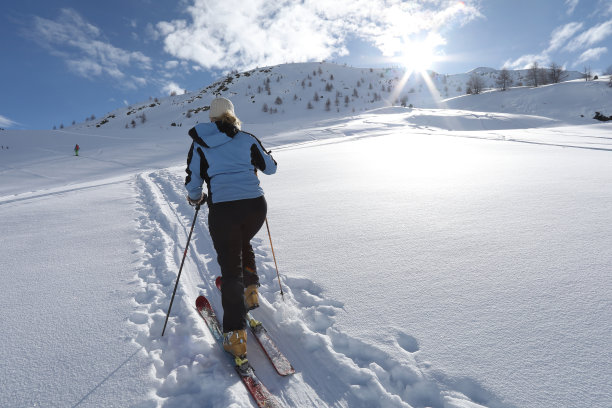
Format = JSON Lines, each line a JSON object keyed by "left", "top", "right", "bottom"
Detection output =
{"left": 188, "top": 122, "right": 235, "bottom": 148}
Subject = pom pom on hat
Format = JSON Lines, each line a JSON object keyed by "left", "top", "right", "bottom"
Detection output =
{"left": 209, "top": 97, "right": 235, "bottom": 120}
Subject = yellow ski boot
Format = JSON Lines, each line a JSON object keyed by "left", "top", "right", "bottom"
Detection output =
{"left": 223, "top": 330, "right": 247, "bottom": 365}
{"left": 244, "top": 284, "right": 259, "bottom": 311}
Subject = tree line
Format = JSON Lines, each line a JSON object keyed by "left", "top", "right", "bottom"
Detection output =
{"left": 466, "top": 62, "right": 608, "bottom": 95}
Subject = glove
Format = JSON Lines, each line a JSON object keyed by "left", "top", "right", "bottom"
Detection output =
{"left": 187, "top": 193, "right": 207, "bottom": 206}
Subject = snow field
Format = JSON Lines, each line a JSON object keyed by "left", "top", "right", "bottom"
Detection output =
{"left": 262, "top": 126, "right": 612, "bottom": 408}
{"left": 1, "top": 67, "right": 611, "bottom": 407}
{"left": 0, "top": 178, "right": 156, "bottom": 408}
{"left": 129, "top": 167, "right": 498, "bottom": 407}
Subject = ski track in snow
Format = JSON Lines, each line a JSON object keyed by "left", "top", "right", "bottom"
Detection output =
{"left": 129, "top": 168, "right": 510, "bottom": 408}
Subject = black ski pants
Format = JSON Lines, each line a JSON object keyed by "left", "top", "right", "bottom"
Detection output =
{"left": 208, "top": 196, "right": 267, "bottom": 331}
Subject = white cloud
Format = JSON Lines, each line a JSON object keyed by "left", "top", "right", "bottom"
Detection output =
{"left": 507, "top": 18, "right": 612, "bottom": 70}
{"left": 0, "top": 115, "right": 18, "bottom": 128}
{"left": 162, "top": 81, "right": 183, "bottom": 95}
{"left": 157, "top": 0, "right": 483, "bottom": 71}
{"left": 30, "top": 9, "right": 152, "bottom": 85}
{"left": 504, "top": 53, "right": 550, "bottom": 70}
{"left": 547, "top": 22, "right": 583, "bottom": 52}
{"left": 165, "top": 60, "right": 179, "bottom": 69}
{"left": 574, "top": 47, "right": 608, "bottom": 66}
{"left": 565, "top": 20, "right": 612, "bottom": 51}
{"left": 132, "top": 76, "right": 148, "bottom": 86}
{"left": 565, "top": 0, "right": 579, "bottom": 15}
{"left": 144, "top": 22, "right": 161, "bottom": 41}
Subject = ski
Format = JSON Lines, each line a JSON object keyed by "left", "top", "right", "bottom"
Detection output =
{"left": 195, "top": 295, "right": 282, "bottom": 408}
{"left": 215, "top": 276, "right": 295, "bottom": 376}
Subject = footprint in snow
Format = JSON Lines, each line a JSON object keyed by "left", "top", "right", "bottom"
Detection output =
{"left": 397, "top": 332, "right": 420, "bottom": 353}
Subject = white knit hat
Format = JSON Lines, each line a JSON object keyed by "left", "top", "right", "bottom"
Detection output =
{"left": 209, "top": 97, "right": 235, "bottom": 120}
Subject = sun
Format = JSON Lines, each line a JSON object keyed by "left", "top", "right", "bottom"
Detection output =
{"left": 389, "top": 34, "right": 447, "bottom": 107}
{"left": 399, "top": 39, "right": 438, "bottom": 74}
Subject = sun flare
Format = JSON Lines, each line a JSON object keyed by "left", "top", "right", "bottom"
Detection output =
{"left": 389, "top": 34, "right": 448, "bottom": 108}
{"left": 400, "top": 41, "right": 436, "bottom": 73}
{"left": 395, "top": 31, "right": 446, "bottom": 75}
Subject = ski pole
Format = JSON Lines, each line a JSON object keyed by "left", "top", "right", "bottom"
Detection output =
{"left": 265, "top": 217, "right": 285, "bottom": 301}
{"left": 162, "top": 204, "right": 200, "bottom": 336}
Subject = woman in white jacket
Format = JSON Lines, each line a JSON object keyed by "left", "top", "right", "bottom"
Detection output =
{"left": 185, "top": 97, "right": 277, "bottom": 365}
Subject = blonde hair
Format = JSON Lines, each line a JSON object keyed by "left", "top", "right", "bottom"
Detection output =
{"left": 210, "top": 111, "right": 242, "bottom": 130}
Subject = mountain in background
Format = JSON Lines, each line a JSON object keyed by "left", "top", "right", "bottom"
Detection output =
{"left": 71, "top": 62, "right": 596, "bottom": 132}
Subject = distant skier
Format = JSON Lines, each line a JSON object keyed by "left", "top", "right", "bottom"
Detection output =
{"left": 74, "top": 144, "right": 80, "bottom": 156}
{"left": 184, "top": 97, "right": 277, "bottom": 365}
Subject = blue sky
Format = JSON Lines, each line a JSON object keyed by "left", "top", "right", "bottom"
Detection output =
{"left": 1, "top": 0, "right": 611, "bottom": 129}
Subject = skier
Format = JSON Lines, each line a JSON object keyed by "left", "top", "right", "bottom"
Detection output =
{"left": 184, "top": 97, "right": 277, "bottom": 364}
{"left": 74, "top": 144, "right": 80, "bottom": 156}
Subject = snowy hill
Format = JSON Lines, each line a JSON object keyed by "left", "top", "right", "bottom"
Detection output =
{"left": 1, "top": 62, "right": 611, "bottom": 408}
{"left": 68, "top": 62, "right": 589, "bottom": 133}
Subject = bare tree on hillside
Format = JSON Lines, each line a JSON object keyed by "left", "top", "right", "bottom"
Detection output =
{"left": 548, "top": 62, "right": 568, "bottom": 83}
{"left": 495, "top": 68, "right": 513, "bottom": 91}
{"left": 528, "top": 62, "right": 541, "bottom": 87}
{"left": 583, "top": 66, "right": 593, "bottom": 81}
{"left": 604, "top": 65, "right": 612, "bottom": 75}
{"left": 466, "top": 72, "right": 485, "bottom": 94}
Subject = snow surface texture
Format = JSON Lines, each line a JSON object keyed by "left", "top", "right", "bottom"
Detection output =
{"left": 1, "top": 63, "right": 611, "bottom": 408}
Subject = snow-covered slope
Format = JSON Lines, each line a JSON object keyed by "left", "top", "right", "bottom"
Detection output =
{"left": 444, "top": 77, "right": 612, "bottom": 124}
{"left": 65, "top": 62, "right": 591, "bottom": 134}
{"left": 1, "top": 62, "right": 611, "bottom": 408}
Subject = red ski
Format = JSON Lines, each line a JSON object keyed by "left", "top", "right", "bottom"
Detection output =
{"left": 215, "top": 276, "right": 295, "bottom": 376}
{"left": 195, "top": 295, "right": 282, "bottom": 408}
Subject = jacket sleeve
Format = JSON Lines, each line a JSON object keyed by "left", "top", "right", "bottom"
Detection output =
{"left": 250, "top": 136, "right": 277, "bottom": 175}
{"left": 185, "top": 142, "right": 204, "bottom": 200}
